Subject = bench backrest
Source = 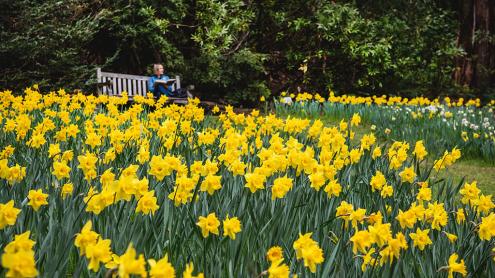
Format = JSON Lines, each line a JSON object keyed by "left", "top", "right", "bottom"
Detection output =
{"left": 96, "top": 68, "right": 181, "bottom": 97}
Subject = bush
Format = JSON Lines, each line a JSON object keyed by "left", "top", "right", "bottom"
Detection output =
{"left": 0, "top": 0, "right": 490, "bottom": 105}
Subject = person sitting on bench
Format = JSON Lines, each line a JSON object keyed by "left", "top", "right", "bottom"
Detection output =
{"left": 148, "top": 63, "right": 192, "bottom": 99}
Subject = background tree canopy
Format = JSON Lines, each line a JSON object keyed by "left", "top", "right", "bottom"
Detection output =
{"left": 1, "top": 0, "right": 494, "bottom": 106}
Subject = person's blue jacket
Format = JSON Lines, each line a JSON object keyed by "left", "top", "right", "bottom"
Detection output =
{"left": 148, "top": 74, "right": 173, "bottom": 96}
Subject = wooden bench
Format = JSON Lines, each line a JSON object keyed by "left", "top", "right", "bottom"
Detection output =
{"left": 96, "top": 67, "right": 181, "bottom": 100}
{"left": 95, "top": 68, "right": 226, "bottom": 110}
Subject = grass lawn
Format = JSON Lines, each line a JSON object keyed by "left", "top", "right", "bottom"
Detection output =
{"left": 437, "top": 159, "right": 495, "bottom": 195}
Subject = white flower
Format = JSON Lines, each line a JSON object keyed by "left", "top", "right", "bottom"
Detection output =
{"left": 427, "top": 105, "right": 438, "bottom": 113}
{"left": 281, "top": 97, "right": 293, "bottom": 105}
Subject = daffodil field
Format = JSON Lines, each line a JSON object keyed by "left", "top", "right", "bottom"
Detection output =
{"left": 275, "top": 93, "right": 495, "bottom": 162}
{"left": 1, "top": 88, "right": 495, "bottom": 277}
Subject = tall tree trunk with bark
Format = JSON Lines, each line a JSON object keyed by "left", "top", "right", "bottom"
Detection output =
{"left": 454, "top": 0, "right": 495, "bottom": 96}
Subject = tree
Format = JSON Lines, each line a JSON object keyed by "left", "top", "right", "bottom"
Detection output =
{"left": 454, "top": 0, "right": 495, "bottom": 98}
{"left": 0, "top": 0, "right": 493, "bottom": 104}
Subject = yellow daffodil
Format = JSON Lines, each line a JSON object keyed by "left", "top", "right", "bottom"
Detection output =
{"left": 0, "top": 200, "right": 20, "bottom": 229}
{"left": 409, "top": 228, "right": 432, "bottom": 251}
{"left": 223, "top": 215, "right": 242, "bottom": 240}
{"left": 27, "top": 189, "right": 48, "bottom": 211}
{"left": 196, "top": 213, "right": 220, "bottom": 238}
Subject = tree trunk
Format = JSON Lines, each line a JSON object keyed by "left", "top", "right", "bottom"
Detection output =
{"left": 454, "top": 0, "right": 495, "bottom": 95}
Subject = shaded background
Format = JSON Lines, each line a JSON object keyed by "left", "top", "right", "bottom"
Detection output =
{"left": 0, "top": 0, "right": 493, "bottom": 106}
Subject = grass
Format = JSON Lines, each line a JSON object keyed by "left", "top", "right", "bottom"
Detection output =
{"left": 437, "top": 159, "right": 495, "bottom": 195}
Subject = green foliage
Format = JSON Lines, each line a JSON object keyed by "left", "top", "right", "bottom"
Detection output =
{"left": 0, "top": 0, "right": 100, "bottom": 89}
{"left": 0, "top": 0, "right": 488, "bottom": 105}
{"left": 313, "top": 2, "right": 462, "bottom": 95}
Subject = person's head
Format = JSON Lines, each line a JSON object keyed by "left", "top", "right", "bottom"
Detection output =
{"left": 153, "top": 64, "right": 164, "bottom": 76}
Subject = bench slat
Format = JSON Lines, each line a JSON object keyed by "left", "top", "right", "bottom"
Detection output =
{"left": 126, "top": 79, "right": 131, "bottom": 96}
{"left": 144, "top": 80, "right": 148, "bottom": 94}
{"left": 122, "top": 78, "right": 126, "bottom": 94}
{"left": 100, "top": 71, "right": 149, "bottom": 80}
{"left": 102, "top": 77, "right": 107, "bottom": 94}
{"left": 175, "top": 75, "right": 181, "bottom": 91}
{"left": 116, "top": 78, "right": 120, "bottom": 96}
{"left": 128, "top": 79, "right": 133, "bottom": 96}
